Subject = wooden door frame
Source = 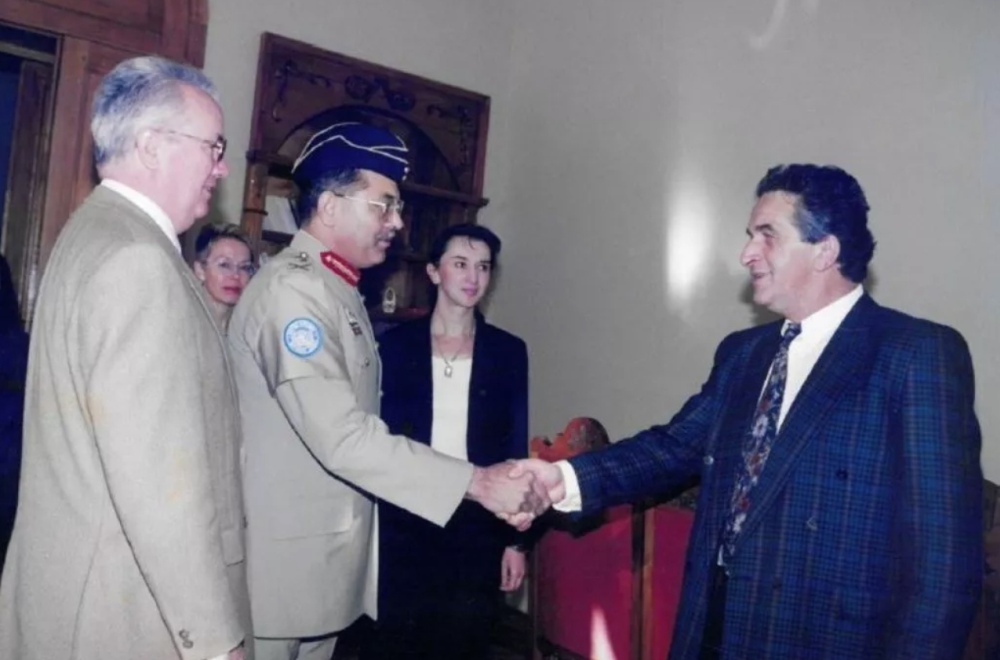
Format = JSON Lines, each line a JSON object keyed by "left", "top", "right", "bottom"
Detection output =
{"left": 0, "top": 0, "right": 207, "bottom": 318}
{"left": 0, "top": 1, "right": 207, "bottom": 67}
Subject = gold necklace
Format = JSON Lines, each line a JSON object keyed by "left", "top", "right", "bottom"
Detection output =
{"left": 440, "top": 345, "right": 461, "bottom": 378}
{"left": 434, "top": 330, "right": 474, "bottom": 378}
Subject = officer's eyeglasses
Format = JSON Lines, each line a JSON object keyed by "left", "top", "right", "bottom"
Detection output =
{"left": 334, "top": 193, "right": 405, "bottom": 221}
{"left": 154, "top": 128, "right": 227, "bottom": 163}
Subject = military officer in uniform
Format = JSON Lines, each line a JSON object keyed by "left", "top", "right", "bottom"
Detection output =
{"left": 227, "top": 122, "right": 544, "bottom": 660}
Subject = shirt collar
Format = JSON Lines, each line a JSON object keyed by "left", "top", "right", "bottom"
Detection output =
{"left": 784, "top": 285, "right": 864, "bottom": 338}
{"left": 100, "top": 179, "right": 181, "bottom": 254}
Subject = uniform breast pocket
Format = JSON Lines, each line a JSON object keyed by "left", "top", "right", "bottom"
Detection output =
{"left": 269, "top": 500, "right": 357, "bottom": 540}
{"left": 349, "top": 350, "right": 378, "bottom": 404}
{"left": 338, "top": 319, "right": 373, "bottom": 379}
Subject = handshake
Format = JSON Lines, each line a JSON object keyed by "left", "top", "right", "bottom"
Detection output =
{"left": 466, "top": 459, "right": 568, "bottom": 531}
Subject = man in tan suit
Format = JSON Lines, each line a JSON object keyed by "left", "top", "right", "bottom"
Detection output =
{"left": 0, "top": 56, "right": 249, "bottom": 660}
{"left": 228, "top": 122, "right": 544, "bottom": 660}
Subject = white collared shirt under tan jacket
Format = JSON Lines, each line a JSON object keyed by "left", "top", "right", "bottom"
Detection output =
{"left": 0, "top": 185, "right": 250, "bottom": 660}
{"left": 227, "top": 230, "right": 473, "bottom": 639}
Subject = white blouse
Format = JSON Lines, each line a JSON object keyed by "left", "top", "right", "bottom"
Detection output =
{"left": 430, "top": 356, "right": 472, "bottom": 460}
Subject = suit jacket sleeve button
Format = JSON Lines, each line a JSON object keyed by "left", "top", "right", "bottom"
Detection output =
{"left": 703, "top": 455, "right": 714, "bottom": 465}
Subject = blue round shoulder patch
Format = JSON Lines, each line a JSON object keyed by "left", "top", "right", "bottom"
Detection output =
{"left": 283, "top": 318, "right": 323, "bottom": 357}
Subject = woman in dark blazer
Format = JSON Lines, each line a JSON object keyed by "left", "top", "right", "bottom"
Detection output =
{"left": 364, "top": 223, "right": 528, "bottom": 660}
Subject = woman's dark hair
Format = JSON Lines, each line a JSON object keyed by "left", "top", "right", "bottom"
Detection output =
{"left": 427, "top": 223, "right": 502, "bottom": 266}
{"left": 293, "top": 168, "right": 363, "bottom": 226}
{"left": 194, "top": 222, "right": 252, "bottom": 263}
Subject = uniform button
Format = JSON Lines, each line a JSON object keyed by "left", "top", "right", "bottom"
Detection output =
{"left": 183, "top": 640, "right": 194, "bottom": 649}
{"left": 703, "top": 455, "right": 714, "bottom": 466}
{"left": 363, "top": 357, "right": 371, "bottom": 367}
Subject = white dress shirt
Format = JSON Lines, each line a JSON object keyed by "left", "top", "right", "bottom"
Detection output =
{"left": 100, "top": 179, "right": 182, "bottom": 254}
{"left": 555, "top": 286, "right": 865, "bottom": 511}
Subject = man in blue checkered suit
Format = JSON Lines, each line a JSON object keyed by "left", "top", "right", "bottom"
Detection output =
{"left": 516, "top": 164, "right": 983, "bottom": 659}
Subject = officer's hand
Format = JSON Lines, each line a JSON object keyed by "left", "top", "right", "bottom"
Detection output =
{"left": 466, "top": 462, "right": 551, "bottom": 526}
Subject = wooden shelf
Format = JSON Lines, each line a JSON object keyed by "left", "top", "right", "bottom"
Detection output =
{"left": 261, "top": 229, "right": 293, "bottom": 245}
{"left": 367, "top": 307, "right": 429, "bottom": 323}
{"left": 400, "top": 181, "right": 488, "bottom": 208}
{"left": 386, "top": 248, "right": 427, "bottom": 262}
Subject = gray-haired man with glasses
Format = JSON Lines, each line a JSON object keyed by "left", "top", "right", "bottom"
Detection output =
{"left": 0, "top": 55, "right": 250, "bottom": 660}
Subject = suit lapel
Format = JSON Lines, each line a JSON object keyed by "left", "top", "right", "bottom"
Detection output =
{"left": 415, "top": 318, "right": 434, "bottom": 444}
{"left": 466, "top": 320, "right": 494, "bottom": 465}
{"left": 733, "top": 297, "right": 877, "bottom": 549}
{"left": 396, "top": 317, "right": 434, "bottom": 445}
{"left": 164, "top": 228, "right": 238, "bottom": 394}
{"left": 102, "top": 187, "right": 237, "bottom": 394}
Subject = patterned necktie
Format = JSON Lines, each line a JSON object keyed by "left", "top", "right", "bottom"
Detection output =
{"left": 720, "top": 322, "right": 802, "bottom": 561}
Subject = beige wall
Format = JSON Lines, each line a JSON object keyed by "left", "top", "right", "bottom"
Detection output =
{"left": 494, "top": 0, "right": 1000, "bottom": 481}
{"left": 205, "top": 0, "right": 1000, "bottom": 480}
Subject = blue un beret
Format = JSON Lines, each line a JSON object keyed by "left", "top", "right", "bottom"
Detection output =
{"left": 291, "top": 122, "right": 410, "bottom": 189}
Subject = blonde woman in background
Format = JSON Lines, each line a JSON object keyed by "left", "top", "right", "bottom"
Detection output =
{"left": 193, "top": 222, "right": 254, "bottom": 332}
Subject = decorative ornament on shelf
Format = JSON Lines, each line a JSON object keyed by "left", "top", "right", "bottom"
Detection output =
{"left": 381, "top": 286, "right": 397, "bottom": 314}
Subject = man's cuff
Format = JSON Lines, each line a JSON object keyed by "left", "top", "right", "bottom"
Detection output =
{"left": 553, "top": 460, "right": 583, "bottom": 512}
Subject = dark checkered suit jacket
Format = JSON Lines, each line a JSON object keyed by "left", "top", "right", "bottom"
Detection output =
{"left": 571, "top": 294, "right": 983, "bottom": 659}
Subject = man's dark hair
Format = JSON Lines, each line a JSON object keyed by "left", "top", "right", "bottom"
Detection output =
{"left": 294, "top": 168, "right": 364, "bottom": 226}
{"left": 756, "top": 164, "right": 876, "bottom": 283}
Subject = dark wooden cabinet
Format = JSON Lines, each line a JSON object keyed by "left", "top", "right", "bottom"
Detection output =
{"left": 240, "top": 33, "right": 491, "bottom": 324}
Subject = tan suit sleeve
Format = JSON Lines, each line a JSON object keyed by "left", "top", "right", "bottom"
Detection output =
{"left": 254, "top": 273, "right": 472, "bottom": 527}
{"left": 79, "top": 244, "right": 242, "bottom": 659}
